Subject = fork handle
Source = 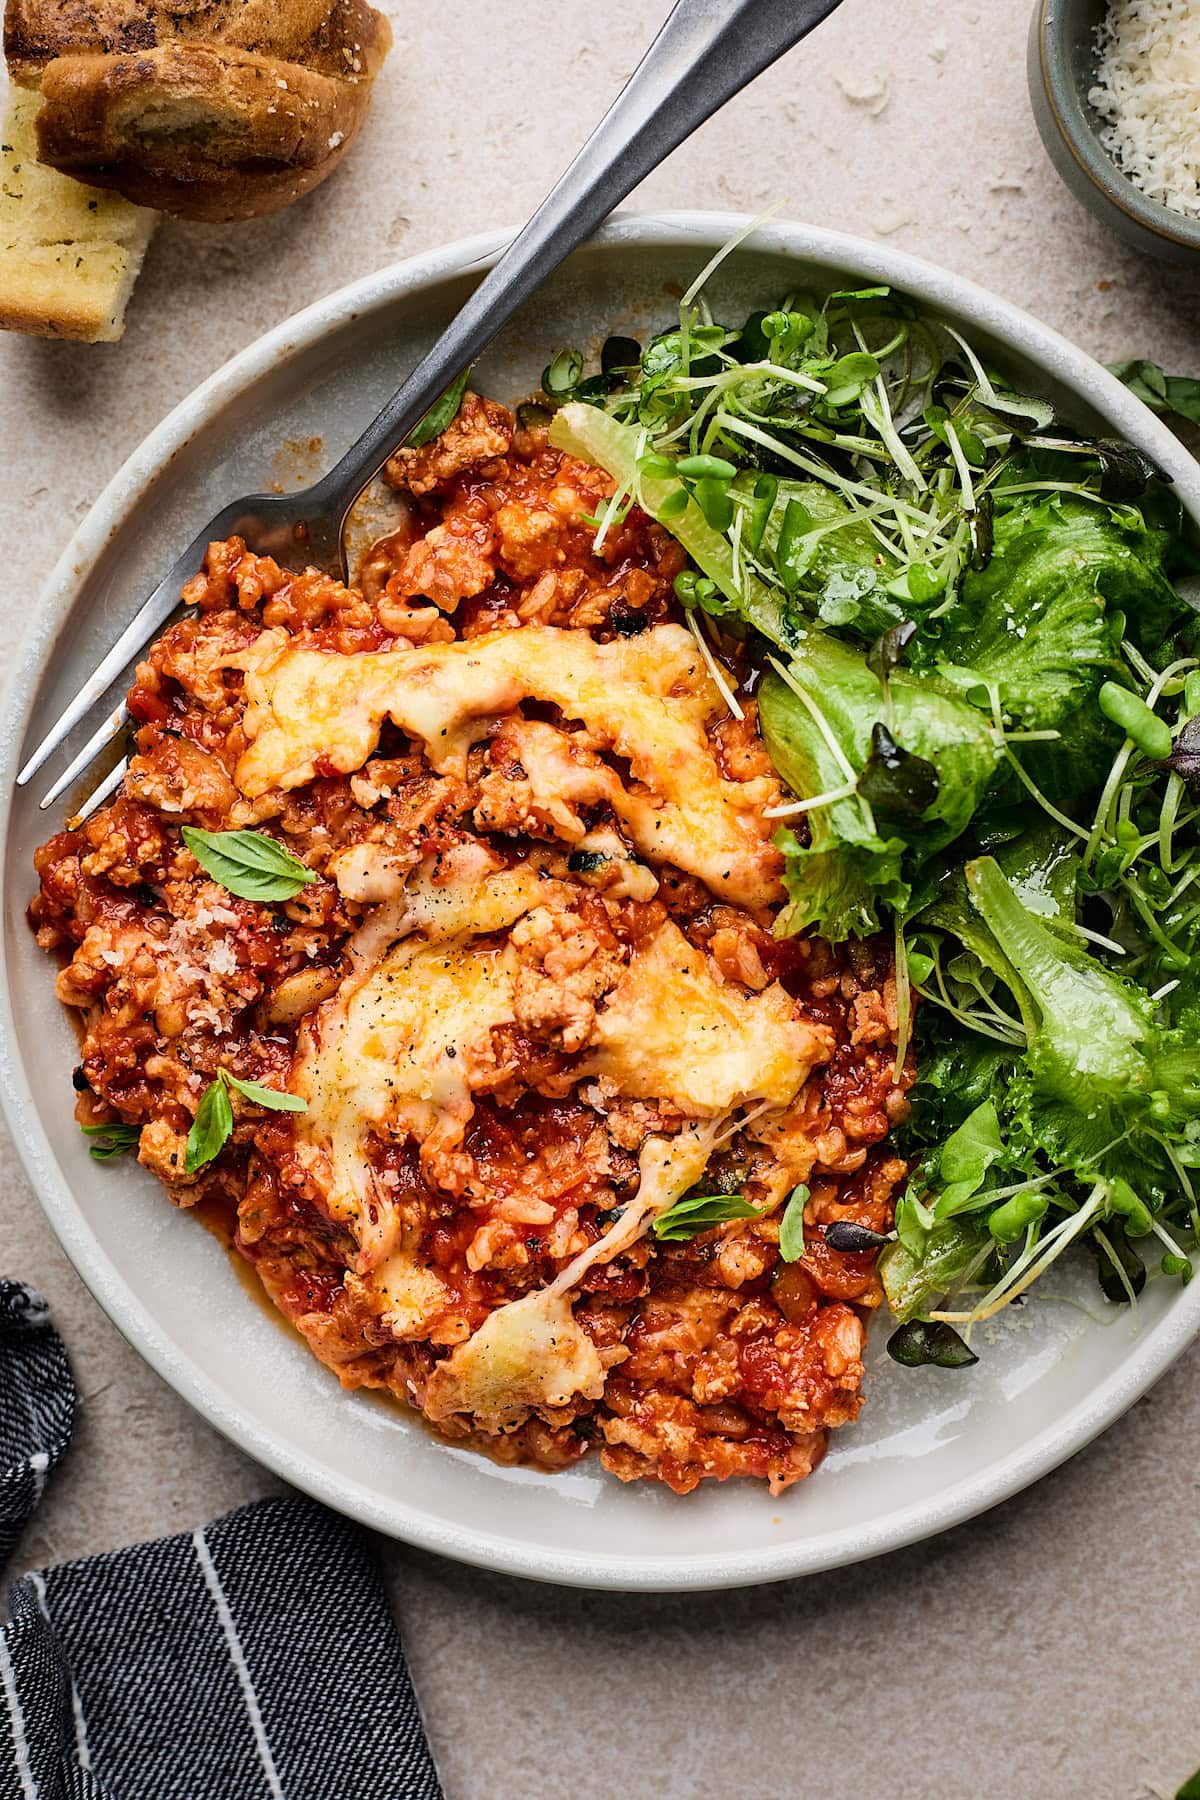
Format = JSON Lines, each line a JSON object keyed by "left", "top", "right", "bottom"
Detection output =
{"left": 314, "top": 0, "right": 843, "bottom": 517}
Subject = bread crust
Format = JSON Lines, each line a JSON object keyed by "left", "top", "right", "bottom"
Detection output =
{"left": 5, "top": 0, "right": 375, "bottom": 83}
{"left": 5, "top": 0, "right": 391, "bottom": 222}
{"left": 0, "top": 272, "right": 136, "bottom": 341}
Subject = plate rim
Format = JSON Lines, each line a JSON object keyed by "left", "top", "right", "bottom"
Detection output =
{"left": 4, "top": 209, "right": 1200, "bottom": 1591}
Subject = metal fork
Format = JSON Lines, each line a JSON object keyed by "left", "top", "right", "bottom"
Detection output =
{"left": 20, "top": 0, "right": 843, "bottom": 817}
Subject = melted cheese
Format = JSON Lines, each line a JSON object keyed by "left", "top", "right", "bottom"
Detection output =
{"left": 305, "top": 937, "right": 516, "bottom": 1210}
{"left": 235, "top": 624, "right": 780, "bottom": 908}
{"left": 423, "top": 1127, "right": 715, "bottom": 1428}
{"left": 293, "top": 858, "right": 547, "bottom": 1266}
{"left": 292, "top": 826, "right": 823, "bottom": 1421}
{"left": 348, "top": 1256, "right": 453, "bottom": 1342}
{"left": 580, "top": 921, "right": 824, "bottom": 1114}
{"left": 295, "top": 868, "right": 822, "bottom": 1276}
{"left": 422, "top": 1286, "right": 605, "bottom": 1429}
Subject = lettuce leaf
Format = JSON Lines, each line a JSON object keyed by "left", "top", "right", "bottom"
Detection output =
{"left": 1108, "top": 358, "right": 1200, "bottom": 430}
{"left": 924, "top": 494, "right": 1180, "bottom": 731}
{"left": 758, "top": 633, "right": 999, "bottom": 939}
{"left": 879, "top": 1218, "right": 991, "bottom": 1324}
{"left": 965, "top": 857, "right": 1155, "bottom": 1116}
{"left": 902, "top": 1024, "right": 1019, "bottom": 1153}
{"left": 963, "top": 858, "right": 1200, "bottom": 1173}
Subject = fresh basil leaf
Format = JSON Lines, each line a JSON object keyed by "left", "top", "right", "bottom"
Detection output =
{"left": 886, "top": 1319, "right": 978, "bottom": 1369}
{"left": 82, "top": 1121, "right": 140, "bottom": 1161}
{"left": 778, "top": 1184, "right": 810, "bottom": 1262}
{"left": 1176, "top": 1765, "right": 1200, "bottom": 1800}
{"left": 222, "top": 1071, "right": 308, "bottom": 1113}
{"left": 185, "top": 1074, "right": 234, "bottom": 1174}
{"left": 181, "top": 828, "right": 316, "bottom": 903}
{"left": 858, "top": 723, "right": 940, "bottom": 819}
{"left": 824, "top": 1220, "right": 888, "bottom": 1253}
{"left": 406, "top": 365, "right": 472, "bottom": 447}
{"left": 652, "top": 1192, "right": 759, "bottom": 1242}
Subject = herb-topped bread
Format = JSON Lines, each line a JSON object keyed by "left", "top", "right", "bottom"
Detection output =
{"left": 0, "top": 81, "right": 156, "bottom": 340}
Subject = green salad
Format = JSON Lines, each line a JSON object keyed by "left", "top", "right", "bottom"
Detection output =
{"left": 540, "top": 255, "right": 1200, "bottom": 1368}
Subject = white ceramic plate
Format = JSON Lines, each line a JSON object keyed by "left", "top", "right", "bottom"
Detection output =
{"left": 4, "top": 213, "right": 1199, "bottom": 1591}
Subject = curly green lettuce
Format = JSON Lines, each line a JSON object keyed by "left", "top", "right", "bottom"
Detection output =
{"left": 757, "top": 634, "right": 998, "bottom": 939}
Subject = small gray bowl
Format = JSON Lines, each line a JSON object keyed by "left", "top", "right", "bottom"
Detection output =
{"left": 1029, "top": 0, "right": 1200, "bottom": 265}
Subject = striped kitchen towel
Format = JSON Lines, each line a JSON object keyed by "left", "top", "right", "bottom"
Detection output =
{"left": 0, "top": 1282, "right": 75, "bottom": 1573}
{"left": 1, "top": 1282, "right": 442, "bottom": 1800}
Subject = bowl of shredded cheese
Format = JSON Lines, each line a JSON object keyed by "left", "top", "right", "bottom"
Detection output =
{"left": 1030, "top": 0, "right": 1200, "bottom": 263}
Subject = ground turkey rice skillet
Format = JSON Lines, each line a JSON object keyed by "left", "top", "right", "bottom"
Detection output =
{"left": 31, "top": 394, "right": 912, "bottom": 1496}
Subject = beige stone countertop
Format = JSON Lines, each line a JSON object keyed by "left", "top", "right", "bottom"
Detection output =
{"left": 3, "top": 2, "right": 1200, "bottom": 1795}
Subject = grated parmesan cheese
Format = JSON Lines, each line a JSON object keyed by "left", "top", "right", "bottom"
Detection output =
{"left": 1089, "top": 0, "right": 1200, "bottom": 217}
{"left": 207, "top": 939, "right": 239, "bottom": 976}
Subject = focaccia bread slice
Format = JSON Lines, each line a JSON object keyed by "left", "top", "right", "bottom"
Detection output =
{"left": 0, "top": 80, "right": 156, "bottom": 340}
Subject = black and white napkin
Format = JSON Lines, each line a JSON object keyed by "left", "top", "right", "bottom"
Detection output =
{"left": 0, "top": 1281, "right": 75, "bottom": 1573}
{"left": 0, "top": 1279, "right": 442, "bottom": 1800}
